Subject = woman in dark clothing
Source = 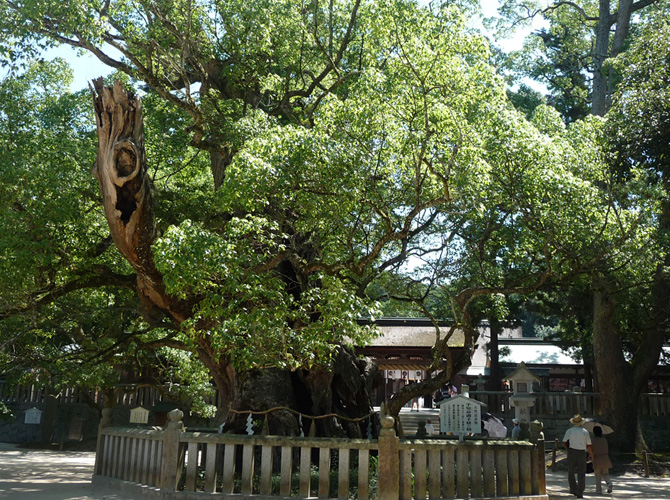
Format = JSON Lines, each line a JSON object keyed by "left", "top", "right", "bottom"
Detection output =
{"left": 592, "top": 426, "right": 613, "bottom": 494}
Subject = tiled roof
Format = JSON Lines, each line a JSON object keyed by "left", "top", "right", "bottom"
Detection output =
{"left": 369, "top": 323, "right": 465, "bottom": 348}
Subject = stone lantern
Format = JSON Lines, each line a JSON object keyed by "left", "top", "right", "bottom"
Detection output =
{"left": 503, "top": 362, "right": 540, "bottom": 428}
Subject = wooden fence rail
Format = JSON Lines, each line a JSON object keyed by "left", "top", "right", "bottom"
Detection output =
{"left": 0, "top": 381, "right": 102, "bottom": 405}
{"left": 4, "top": 380, "right": 670, "bottom": 417}
{"left": 93, "top": 409, "right": 548, "bottom": 500}
{"left": 639, "top": 393, "right": 670, "bottom": 416}
{"left": 469, "top": 391, "right": 602, "bottom": 417}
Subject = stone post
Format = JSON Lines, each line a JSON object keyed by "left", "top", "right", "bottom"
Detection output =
{"left": 378, "top": 416, "right": 399, "bottom": 500}
{"left": 94, "top": 407, "right": 114, "bottom": 475}
{"left": 529, "top": 420, "right": 546, "bottom": 495}
{"left": 160, "top": 409, "right": 185, "bottom": 492}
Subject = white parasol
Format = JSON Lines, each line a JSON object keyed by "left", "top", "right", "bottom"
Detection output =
{"left": 583, "top": 418, "right": 614, "bottom": 435}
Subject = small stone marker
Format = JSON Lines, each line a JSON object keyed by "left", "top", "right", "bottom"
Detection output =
{"left": 24, "top": 407, "right": 42, "bottom": 424}
{"left": 129, "top": 406, "right": 150, "bottom": 424}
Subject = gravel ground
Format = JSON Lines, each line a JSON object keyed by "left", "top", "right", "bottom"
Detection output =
{"left": 0, "top": 442, "right": 133, "bottom": 500}
{"left": 2, "top": 441, "right": 670, "bottom": 500}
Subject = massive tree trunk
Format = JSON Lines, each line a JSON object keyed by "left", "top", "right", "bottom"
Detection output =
{"left": 91, "top": 80, "right": 377, "bottom": 436}
{"left": 592, "top": 271, "right": 665, "bottom": 452}
{"left": 592, "top": 274, "right": 637, "bottom": 451}
{"left": 229, "top": 347, "right": 379, "bottom": 437}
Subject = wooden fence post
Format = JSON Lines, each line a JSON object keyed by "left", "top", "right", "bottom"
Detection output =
{"left": 160, "top": 409, "right": 185, "bottom": 492}
{"left": 378, "top": 416, "right": 399, "bottom": 500}
{"left": 94, "top": 407, "right": 114, "bottom": 475}
{"left": 643, "top": 451, "right": 650, "bottom": 478}
{"left": 530, "top": 420, "right": 546, "bottom": 495}
{"left": 552, "top": 438, "right": 558, "bottom": 470}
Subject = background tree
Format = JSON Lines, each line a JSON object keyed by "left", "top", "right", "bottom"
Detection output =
{"left": 368, "top": 103, "right": 651, "bottom": 416}
{"left": 497, "top": 0, "right": 661, "bottom": 118}
{"left": 492, "top": 0, "right": 669, "bottom": 451}
{"left": 598, "top": 12, "right": 670, "bottom": 450}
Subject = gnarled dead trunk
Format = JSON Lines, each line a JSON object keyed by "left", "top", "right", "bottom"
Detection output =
{"left": 90, "top": 79, "right": 240, "bottom": 409}
{"left": 90, "top": 80, "right": 377, "bottom": 435}
{"left": 91, "top": 78, "right": 189, "bottom": 322}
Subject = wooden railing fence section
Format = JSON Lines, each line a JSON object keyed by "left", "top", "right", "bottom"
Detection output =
{"left": 4, "top": 379, "right": 670, "bottom": 417}
{"left": 93, "top": 410, "right": 548, "bottom": 500}
{"left": 0, "top": 381, "right": 102, "bottom": 405}
{"left": 639, "top": 393, "right": 670, "bottom": 416}
{"left": 469, "top": 391, "right": 602, "bottom": 418}
{"left": 396, "top": 439, "right": 540, "bottom": 500}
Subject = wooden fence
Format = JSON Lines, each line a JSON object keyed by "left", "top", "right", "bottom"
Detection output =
{"left": 469, "top": 391, "right": 601, "bottom": 418}
{"left": 4, "top": 380, "right": 670, "bottom": 418}
{"left": 0, "top": 381, "right": 102, "bottom": 405}
{"left": 639, "top": 393, "right": 670, "bottom": 416}
{"left": 93, "top": 409, "right": 548, "bottom": 500}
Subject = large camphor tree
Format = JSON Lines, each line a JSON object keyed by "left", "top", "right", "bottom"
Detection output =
{"left": 0, "top": 0, "right": 654, "bottom": 438}
{"left": 2, "top": 0, "right": 505, "bottom": 434}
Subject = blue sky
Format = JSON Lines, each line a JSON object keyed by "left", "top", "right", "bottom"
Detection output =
{"left": 44, "top": 46, "right": 114, "bottom": 91}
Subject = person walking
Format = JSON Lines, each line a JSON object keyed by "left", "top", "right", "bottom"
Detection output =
{"left": 563, "top": 414, "right": 594, "bottom": 498}
{"left": 592, "top": 425, "right": 613, "bottom": 494}
{"left": 511, "top": 418, "right": 521, "bottom": 438}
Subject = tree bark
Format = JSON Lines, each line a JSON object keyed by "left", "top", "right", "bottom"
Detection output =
{"left": 592, "top": 274, "right": 637, "bottom": 451}
{"left": 90, "top": 80, "right": 243, "bottom": 414}
{"left": 591, "top": 0, "right": 658, "bottom": 115}
{"left": 230, "top": 347, "right": 379, "bottom": 437}
{"left": 592, "top": 0, "right": 612, "bottom": 116}
{"left": 487, "top": 318, "right": 502, "bottom": 392}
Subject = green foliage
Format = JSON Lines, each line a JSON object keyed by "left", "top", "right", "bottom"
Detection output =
{"left": 0, "top": 0, "right": 665, "bottom": 419}
{"left": 506, "top": 83, "right": 546, "bottom": 119}
{"left": 0, "top": 60, "right": 212, "bottom": 396}
{"left": 608, "top": 15, "right": 670, "bottom": 180}
{"left": 0, "top": 401, "right": 12, "bottom": 421}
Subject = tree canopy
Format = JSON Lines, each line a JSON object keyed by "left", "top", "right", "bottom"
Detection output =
{"left": 0, "top": 0, "right": 667, "bottom": 443}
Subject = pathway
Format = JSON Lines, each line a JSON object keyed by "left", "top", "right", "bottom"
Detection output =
{"left": 1, "top": 442, "right": 668, "bottom": 499}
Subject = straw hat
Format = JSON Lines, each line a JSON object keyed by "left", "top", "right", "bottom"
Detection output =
{"left": 570, "top": 414, "right": 585, "bottom": 425}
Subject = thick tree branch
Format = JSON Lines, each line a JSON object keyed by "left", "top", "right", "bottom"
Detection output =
{"left": 0, "top": 269, "right": 137, "bottom": 321}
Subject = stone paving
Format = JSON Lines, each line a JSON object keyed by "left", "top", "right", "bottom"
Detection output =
{"left": 1, "top": 441, "right": 669, "bottom": 499}
{"left": 546, "top": 466, "right": 670, "bottom": 500}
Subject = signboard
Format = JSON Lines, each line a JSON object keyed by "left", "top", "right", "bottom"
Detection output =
{"left": 130, "top": 406, "right": 150, "bottom": 424}
{"left": 439, "top": 395, "right": 485, "bottom": 436}
{"left": 24, "top": 407, "right": 42, "bottom": 425}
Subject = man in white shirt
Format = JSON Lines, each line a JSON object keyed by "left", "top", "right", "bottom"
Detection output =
{"left": 563, "top": 415, "right": 594, "bottom": 498}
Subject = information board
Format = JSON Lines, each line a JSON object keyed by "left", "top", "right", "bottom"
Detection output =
{"left": 439, "top": 395, "right": 485, "bottom": 435}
